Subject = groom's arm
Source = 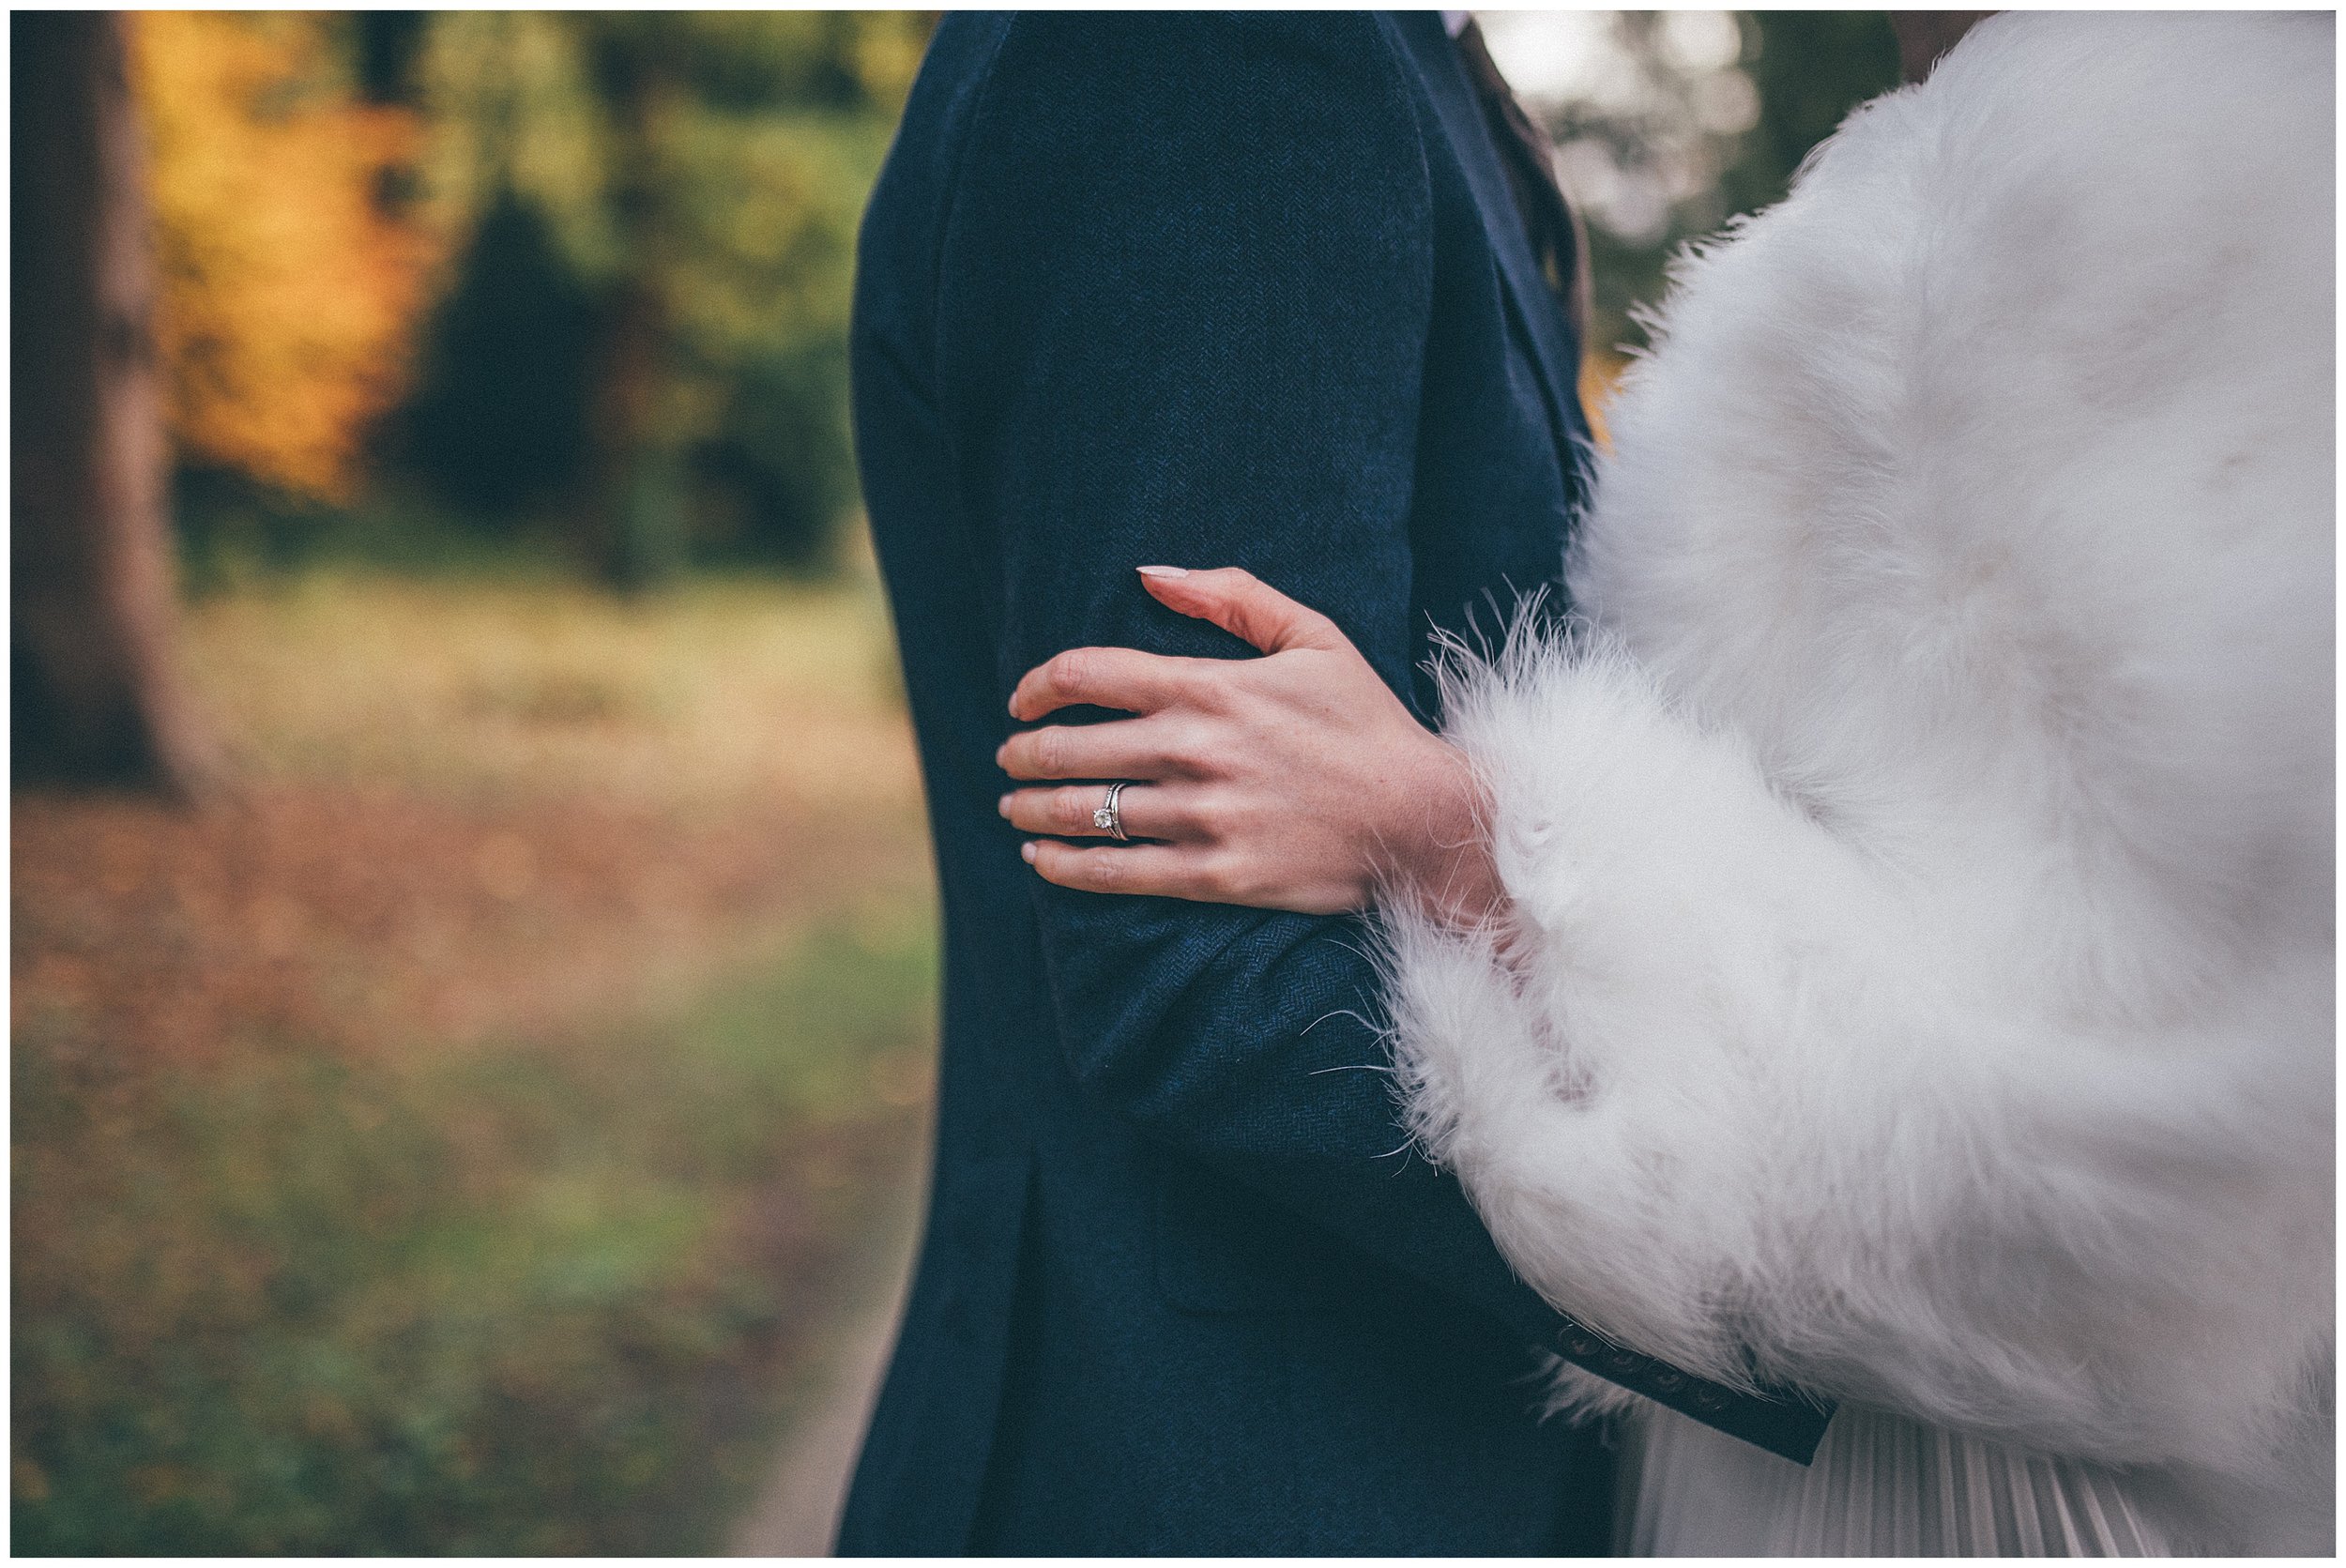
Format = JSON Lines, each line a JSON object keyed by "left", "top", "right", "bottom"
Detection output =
{"left": 936, "top": 12, "right": 1823, "bottom": 1458}
{"left": 940, "top": 7, "right": 1486, "bottom": 1288}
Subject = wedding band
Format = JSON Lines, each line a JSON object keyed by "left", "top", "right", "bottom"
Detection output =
{"left": 1094, "top": 781, "right": 1131, "bottom": 842}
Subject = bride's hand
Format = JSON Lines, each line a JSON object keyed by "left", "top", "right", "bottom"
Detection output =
{"left": 998, "top": 566, "right": 1506, "bottom": 924}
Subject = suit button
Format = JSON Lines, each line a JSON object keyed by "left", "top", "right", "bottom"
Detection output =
{"left": 1562, "top": 1330, "right": 1602, "bottom": 1359}
{"left": 1692, "top": 1386, "right": 1726, "bottom": 1410}
{"left": 1653, "top": 1370, "right": 1685, "bottom": 1392}
{"left": 1603, "top": 1347, "right": 1642, "bottom": 1373}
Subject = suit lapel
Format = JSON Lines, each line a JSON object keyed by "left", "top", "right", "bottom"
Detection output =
{"left": 1389, "top": 11, "right": 1584, "bottom": 454}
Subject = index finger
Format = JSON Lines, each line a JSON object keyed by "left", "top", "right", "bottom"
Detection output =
{"left": 1009, "top": 646, "right": 1211, "bottom": 722}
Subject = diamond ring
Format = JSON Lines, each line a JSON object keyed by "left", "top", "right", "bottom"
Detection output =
{"left": 1093, "top": 781, "right": 1131, "bottom": 843}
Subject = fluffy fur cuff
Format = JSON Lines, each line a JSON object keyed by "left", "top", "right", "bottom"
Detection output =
{"left": 1386, "top": 636, "right": 2328, "bottom": 1501}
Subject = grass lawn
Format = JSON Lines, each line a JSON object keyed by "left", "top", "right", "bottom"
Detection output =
{"left": 12, "top": 564, "right": 939, "bottom": 1552}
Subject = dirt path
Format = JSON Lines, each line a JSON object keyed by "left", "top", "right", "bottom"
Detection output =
{"left": 728, "top": 1162, "right": 925, "bottom": 1557}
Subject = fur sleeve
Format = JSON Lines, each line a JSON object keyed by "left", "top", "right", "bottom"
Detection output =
{"left": 1381, "top": 633, "right": 2332, "bottom": 1496}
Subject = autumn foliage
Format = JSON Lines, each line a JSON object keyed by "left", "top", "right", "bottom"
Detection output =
{"left": 130, "top": 12, "right": 440, "bottom": 503}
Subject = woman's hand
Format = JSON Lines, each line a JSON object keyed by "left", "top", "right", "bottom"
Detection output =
{"left": 998, "top": 566, "right": 1507, "bottom": 925}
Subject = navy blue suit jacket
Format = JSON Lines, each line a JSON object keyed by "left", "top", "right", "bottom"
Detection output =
{"left": 840, "top": 13, "right": 1824, "bottom": 1554}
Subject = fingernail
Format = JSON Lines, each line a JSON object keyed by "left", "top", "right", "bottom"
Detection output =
{"left": 1136, "top": 565, "right": 1189, "bottom": 579}
{"left": 998, "top": 794, "right": 1012, "bottom": 817}
{"left": 1019, "top": 841, "right": 1037, "bottom": 864}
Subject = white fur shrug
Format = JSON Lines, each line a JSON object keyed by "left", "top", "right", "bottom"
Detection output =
{"left": 1386, "top": 13, "right": 2334, "bottom": 1551}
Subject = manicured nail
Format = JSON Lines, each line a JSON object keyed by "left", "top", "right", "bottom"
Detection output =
{"left": 1136, "top": 565, "right": 1189, "bottom": 579}
{"left": 1019, "top": 841, "right": 1038, "bottom": 864}
{"left": 998, "top": 794, "right": 1013, "bottom": 817}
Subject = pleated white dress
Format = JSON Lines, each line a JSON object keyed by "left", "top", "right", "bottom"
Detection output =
{"left": 1622, "top": 1407, "right": 2167, "bottom": 1557}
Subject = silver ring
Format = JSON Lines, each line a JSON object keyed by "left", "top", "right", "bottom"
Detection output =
{"left": 1093, "top": 781, "right": 1131, "bottom": 842}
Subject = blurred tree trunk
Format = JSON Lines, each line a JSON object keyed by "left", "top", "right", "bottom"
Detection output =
{"left": 589, "top": 280, "right": 687, "bottom": 593}
{"left": 586, "top": 38, "right": 687, "bottom": 593}
{"left": 12, "top": 11, "right": 216, "bottom": 798}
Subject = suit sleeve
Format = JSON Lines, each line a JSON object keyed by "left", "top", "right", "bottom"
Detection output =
{"left": 932, "top": 12, "right": 1570, "bottom": 1347}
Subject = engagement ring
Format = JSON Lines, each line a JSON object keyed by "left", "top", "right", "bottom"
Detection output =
{"left": 1094, "top": 782, "right": 1131, "bottom": 842}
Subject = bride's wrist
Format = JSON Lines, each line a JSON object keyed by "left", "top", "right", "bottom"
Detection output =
{"left": 1377, "top": 736, "right": 1509, "bottom": 931}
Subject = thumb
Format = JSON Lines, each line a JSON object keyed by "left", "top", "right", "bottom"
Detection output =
{"left": 1136, "top": 565, "right": 1348, "bottom": 655}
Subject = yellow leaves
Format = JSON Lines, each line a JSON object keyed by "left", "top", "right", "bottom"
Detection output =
{"left": 845, "top": 13, "right": 933, "bottom": 112}
{"left": 1580, "top": 349, "right": 1627, "bottom": 451}
{"left": 131, "top": 12, "right": 442, "bottom": 503}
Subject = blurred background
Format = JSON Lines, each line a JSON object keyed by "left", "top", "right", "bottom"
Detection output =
{"left": 10, "top": 12, "right": 1899, "bottom": 1554}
